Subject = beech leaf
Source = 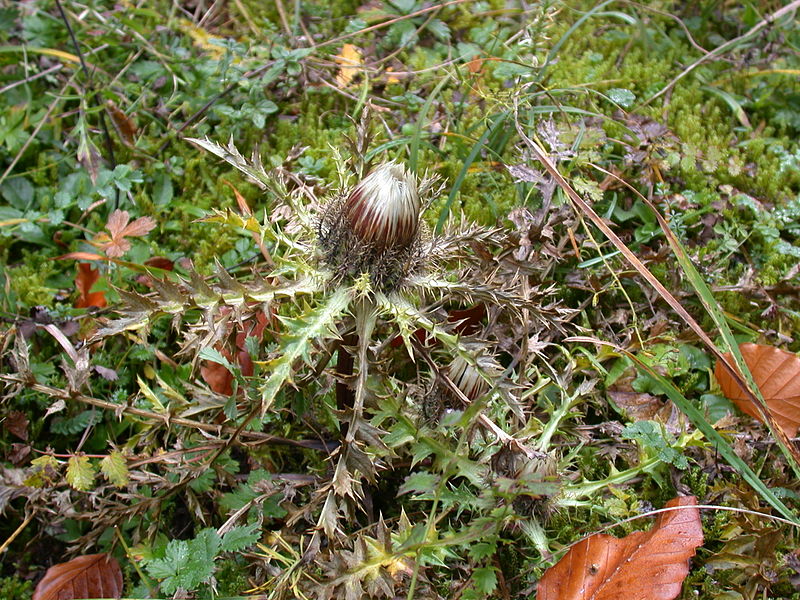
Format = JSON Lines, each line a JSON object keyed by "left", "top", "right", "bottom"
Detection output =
{"left": 334, "top": 43, "right": 363, "bottom": 88}
{"left": 32, "top": 553, "right": 123, "bottom": 600}
{"left": 538, "top": 496, "right": 703, "bottom": 600}
{"left": 715, "top": 342, "right": 800, "bottom": 436}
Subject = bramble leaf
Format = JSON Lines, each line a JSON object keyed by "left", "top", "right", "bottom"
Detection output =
{"left": 66, "top": 455, "right": 96, "bottom": 492}
{"left": 100, "top": 451, "right": 129, "bottom": 488}
{"left": 221, "top": 523, "right": 261, "bottom": 552}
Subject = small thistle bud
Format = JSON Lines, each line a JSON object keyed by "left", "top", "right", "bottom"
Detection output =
{"left": 447, "top": 356, "right": 487, "bottom": 401}
{"left": 342, "top": 162, "right": 421, "bottom": 250}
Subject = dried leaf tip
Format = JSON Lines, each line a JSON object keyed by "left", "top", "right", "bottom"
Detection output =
{"left": 343, "top": 161, "right": 421, "bottom": 250}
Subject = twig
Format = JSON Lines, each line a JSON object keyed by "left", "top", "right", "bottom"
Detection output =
{"left": 0, "top": 512, "right": 34, "bottom": 555}
{"left": 0, "top": 64, "right": 63, "bottom": 96}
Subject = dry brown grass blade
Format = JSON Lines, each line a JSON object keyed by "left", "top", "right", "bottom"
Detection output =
{"left": 584, "top": 161, "right": 800, "bottom": 470}
{"left": 513, "top": 111, "right": 800, "bottom": 470}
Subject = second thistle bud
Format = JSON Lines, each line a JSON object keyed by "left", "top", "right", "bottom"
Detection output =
{"left": 342, "top": 162, "right": 421, "bottom": 250}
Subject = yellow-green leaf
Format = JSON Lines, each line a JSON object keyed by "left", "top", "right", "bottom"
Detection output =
{"left": 66, "top": 455, "right": 96, "bottom": 491}
{"left": 25, "top": 455, "right": 61, "bottom": 487}
{"left": 100, "top": 451, "right": 129, "bottom": 488}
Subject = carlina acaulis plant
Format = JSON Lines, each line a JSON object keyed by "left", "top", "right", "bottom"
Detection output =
{"left": 317, "top": 160, "right": 432, "bottom": 292}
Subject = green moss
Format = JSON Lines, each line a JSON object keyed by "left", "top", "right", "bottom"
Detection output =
{"left": 0, "top": 575, "right": 32, "bottom": 600}
{"left": 6, "top": 252, "right": 57, "bottom": 308}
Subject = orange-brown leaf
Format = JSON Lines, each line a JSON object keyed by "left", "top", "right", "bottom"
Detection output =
{"left": 144, "top": 256, "right": 174, "bottom": 271}
{"left": 100, "top": 209, "right": 156, "bottom": 258}
{"left": 334, "top": 43, "right": 362, "bottom": 88}
{"left": 222, "top": 179, "right": 252, "bottom": 216}
{"left": 106, "top": 100, "right": 137, "bottom": 145}
{"left": 538, "top": 496, "right": 703, "bottom": 600}
{"left": 55, "top": 251, "right": 107, "bottom": 262}
{"left": 33, "top": 553, "right": 123, "bottom": 600}
{"left": 74, "top": 263, "right": 107, "bottom": 309}
{"left": 200, "top": 355, "right": 234, "bottom": 396}
{"left": 715, "top": 343, "right": 800, "bottom": 436}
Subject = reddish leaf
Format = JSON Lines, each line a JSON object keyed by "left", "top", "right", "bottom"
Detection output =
{"left": 200, "top": 310, "right": 271, "bottom": 395}
{"left": 4, "top": 410, "right": 29, "bottom": 441}
{"left": 144, "top": 256, "right": 174, "bottom": 271}
{"left": 56, "top": 251, "right": 107, "bottom": 262}
{"left": 135, "top": 256, "right": 176, "bottom": 287}
{"left": 538, "top": 496, "right": 703, "bottom": 600}
{"left": 74, "top": 263, "right": 107, "bottom": 309}
{"left": 105, "top": 100, "right": 137, "bottom": 145}
{"left": 97, "top": 209, "right": 156, "bottom": 258}
{"left": 715, "top": 343, "right": 800, "bottom": 436}
{"left": 33, "top": 553, "right": 123, "bottom": 600}
{"left": 200, "top": 353, "right": 234, "bottom": 396}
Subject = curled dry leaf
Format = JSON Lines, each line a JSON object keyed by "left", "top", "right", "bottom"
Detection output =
{"left": 538, "top": 496, "right": 703, "bottom": 600}
{"left": 74, "top": 263, "right": 107, "bottom": 309}
{"left": 715, "top": 342, "right": 800, "bottom": 437}
{"left": 33, "top": 553, "right": 123, "bottom": 600}
{"left": 96, "top": 209, "right": 156, "bottom": 258}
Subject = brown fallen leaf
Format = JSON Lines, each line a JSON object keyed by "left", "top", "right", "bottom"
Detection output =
{"left": 74, "top": 263, "right": 107, "bottom": 309}
{"left": 105, "top": 100, "right": 137, "bottom": 145}
{"left": 33, "top": 553, "right": 123, "bottom": 600}
{"left": 201, "top": 308, "right": 271, "bottom": 395}
{"left": 538, "top": 496, "right": 703, "bottom": 600}
{"left": 715, "top": 342, "right": 800, "bottom": 437}
{"left": 4, "top": 409, "right": 29, "bottom": 441}
{"left": 135, "top": 256, "right": 175, "bottom": 288}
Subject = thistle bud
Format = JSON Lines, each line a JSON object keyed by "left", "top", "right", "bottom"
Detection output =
{"left": 447, "top": 356, "right": 488, "bottom": 401}
{"left": 342, "top": 162, "right": 421, "bottom": 250}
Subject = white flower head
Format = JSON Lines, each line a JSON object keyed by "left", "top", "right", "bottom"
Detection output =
{"left": 343, "top": 161, "right": 421, "bottom": 250}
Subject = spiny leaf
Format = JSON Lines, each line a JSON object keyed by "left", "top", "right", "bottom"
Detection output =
{"left": 186, "top": 136, "right": 272, "bottom": 189}
{"left": 259, "top": 287, "right": 350, "bottom": 413}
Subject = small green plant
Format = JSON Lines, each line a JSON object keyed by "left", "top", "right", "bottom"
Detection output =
{"left": 141, "top": 525, "right": 260, "bottom": 596}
